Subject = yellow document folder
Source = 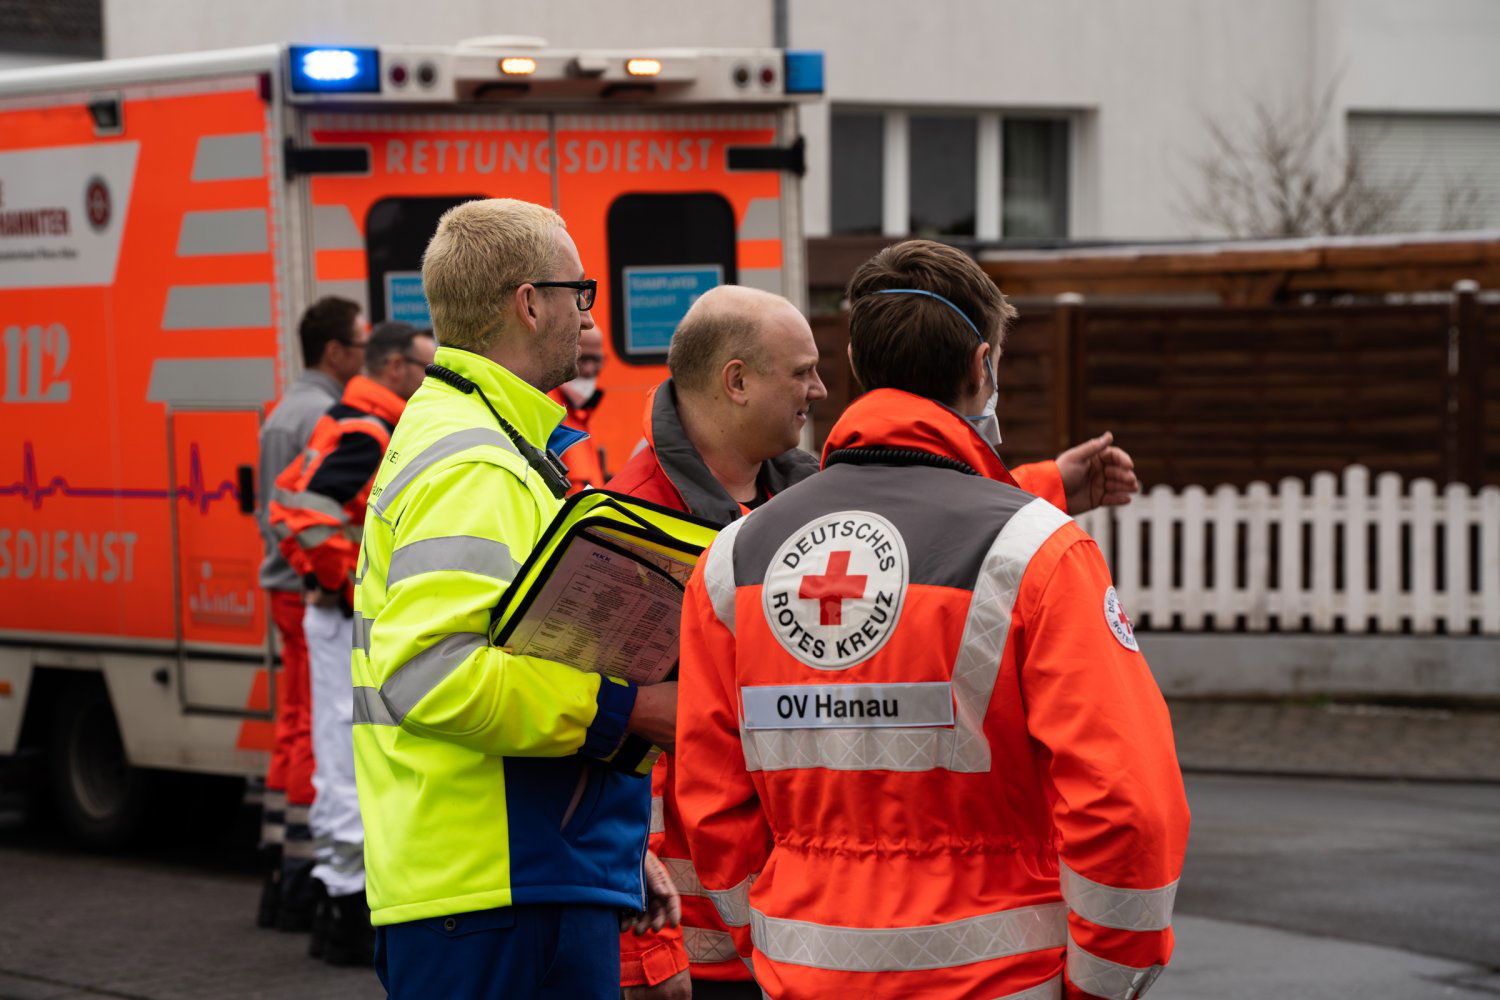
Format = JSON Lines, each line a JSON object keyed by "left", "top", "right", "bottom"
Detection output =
{"left": 490, "top": 490, "right": 719, "bottom": 775}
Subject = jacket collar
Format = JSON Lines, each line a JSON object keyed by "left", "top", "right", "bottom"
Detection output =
{"left": 820, "top": 389, "right": 1018, "bottom": 487}
{"left": 300, "top": 369, "right": 342, "bottom": 399}
{"left": 646, "top": 379, "right": 819, "bottom": 527}
{"left": 341, "top": 374, "right": 407, "bottom": 425}
{"left": 434, "top": 346, "right": 565, "bottom": 450}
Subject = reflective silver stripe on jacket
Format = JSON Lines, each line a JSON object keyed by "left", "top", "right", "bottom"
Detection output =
{"left": 352, "top": 612, "right": 373, "bottom": 655}
{"left": 295, "top": 523, "right": 339, "bottom": 549}
{"left": 991, "top": 977, "right": 1062, "bottom": 1000}
{"left": 750, "top": 901, "right": 1066, "bottom": 973}
{"left": 702, "top": 517, "right": 747, "bottom": 635}
{"left": 351, "top": 632, "right": 487, "bottom": 725}
{"left": 352, "top": 685, "right": 396, "bottom": 726}
{"left": 370, "top": 428, "right": 521, "bottom": 521}
{"left": 386, "top": 535, "right": 517, "bottom": 589}
{"left": 660, "top": 856, "right": 754, "bottom": 928}
{"left": 274, "top": 487, "right": 345, "bottom": 520}
{"left": 1065, "top": 939, "right": 1163, "bottom": 1000}
{"left": 684, "top": 926, "right": 740, "bottom": 965}
{"left": 740, "top": 498, "right": 1072, "bottom": 773}
{"left": 1060, "top": 863, "right": 1177, "bottom": 933}
{"left": 649, "top": 794, "right": 664, "bottom": 834}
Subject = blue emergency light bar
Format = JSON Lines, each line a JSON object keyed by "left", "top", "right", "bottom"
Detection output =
{"left": 783, "top": 51, "right": 824, "bottom": 95}
{"left": 288, "top": 46, "right": 382, "bottom": 94}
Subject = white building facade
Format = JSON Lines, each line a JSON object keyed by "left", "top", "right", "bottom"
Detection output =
{"left": 97, "top": 0, "right": 1500, "bottom": 242}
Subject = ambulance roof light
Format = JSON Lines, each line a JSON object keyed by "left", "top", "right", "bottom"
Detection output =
{"left": 288, "top": 45, "right": 382, "bottom": 94}
{"left": 783, "top": 50, "right": 824, "bottom": 95}
{"left": 625, "top": 58, "right": 663, "bottom": 78}
{"left": 499, "top": 57, "right": 537, "bottom": 75}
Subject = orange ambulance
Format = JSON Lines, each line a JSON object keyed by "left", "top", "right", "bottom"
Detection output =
{"left": 0, "top": 40, "right": 821, "bottom": 842}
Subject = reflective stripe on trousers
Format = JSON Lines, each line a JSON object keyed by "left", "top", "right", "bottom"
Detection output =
{"left": 749, "top": 901, "right": 1066, "bottom": 973}
{"left": 728, "top": 499, "right": 1072, "bottom": 773}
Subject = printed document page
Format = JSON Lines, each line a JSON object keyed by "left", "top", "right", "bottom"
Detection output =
{"left": 501, "top": 530, "right": 690, "bottom": 685}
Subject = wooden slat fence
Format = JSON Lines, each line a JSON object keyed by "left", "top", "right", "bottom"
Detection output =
{"left": 811, "top": 285, "right": 1497, "bottom": 489}
{"left": 1076, "top": 465, "right": 1500, "bottom": 636}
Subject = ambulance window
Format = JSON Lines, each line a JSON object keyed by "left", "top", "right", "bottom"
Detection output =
{"left": 606, "top": 193, "right": 737, "bottom": 366}
{"left": 364, "top": 195, "right": 480, "bottom": 326}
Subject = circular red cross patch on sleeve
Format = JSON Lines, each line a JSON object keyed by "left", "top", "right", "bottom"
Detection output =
{"left": 1104, "top": 587, "right": 1139, "bottom": 651}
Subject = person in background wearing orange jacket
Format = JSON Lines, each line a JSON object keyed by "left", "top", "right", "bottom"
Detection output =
{"left": 672, "top": 243, "right": 1189, "bottom": 1000}
{"left": 255, "top": 297, "right": 368, "bottom": 932}
{"left": 269, "top": 321, "right": 436, "bottom": 966}
{"left": 608, "top": 283, "right": 1148, "bottom": 1000}
{"left": 548, "top": 325, "right": 608, "bottom": 493}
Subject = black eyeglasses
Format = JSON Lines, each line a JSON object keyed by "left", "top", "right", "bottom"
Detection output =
{"left": 529, "top": 279, "right": 597, "bottom": 311}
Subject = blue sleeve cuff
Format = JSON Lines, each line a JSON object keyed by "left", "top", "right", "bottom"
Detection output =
{"left": 580, "top": 676, "right": 637, "bottom": 758}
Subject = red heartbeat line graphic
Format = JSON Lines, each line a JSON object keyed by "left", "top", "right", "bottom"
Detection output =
{"left": 0, "top": 442, "right": 241, "bottom": 515}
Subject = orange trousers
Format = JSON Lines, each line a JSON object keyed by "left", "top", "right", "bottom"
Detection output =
{"left": 264, "top": 589, "right": 316, "bottom": 806}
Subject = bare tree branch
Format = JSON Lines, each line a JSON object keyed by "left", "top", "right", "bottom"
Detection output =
{"left": 1187, "top": 80, "right": 1424, "bottom": 238}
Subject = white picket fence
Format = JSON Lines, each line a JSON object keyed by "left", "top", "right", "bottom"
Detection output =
{"left": 1075, "top": 466, "right": 1500, "bottom": 636}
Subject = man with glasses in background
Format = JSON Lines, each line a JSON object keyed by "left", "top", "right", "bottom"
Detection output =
{"left": 352, "top": 199, "right": 679, "bottom": 998}
{"left": 548, "top": 323, "right": 609, "bottom": 493}
{"left": 254, "top": 296, "right": 367, "bottom": 933}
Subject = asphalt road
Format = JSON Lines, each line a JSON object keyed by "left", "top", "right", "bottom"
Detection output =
{"left": 0, "top": 773, "right": 1496, "bottom": 999}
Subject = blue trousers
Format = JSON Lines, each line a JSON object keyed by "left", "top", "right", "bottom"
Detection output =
{"left": 375, "top": 904, "right": 621, "bottom": 999}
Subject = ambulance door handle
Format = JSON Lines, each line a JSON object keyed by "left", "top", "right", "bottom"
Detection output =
{"left": 283, "top": 139, "right": 371, "bottom": 179}
{"left": 726, "top": 135, "right": 805, "bottom": 176}
{"left": 237, "top": 465, "right": 256, "bottom": 516}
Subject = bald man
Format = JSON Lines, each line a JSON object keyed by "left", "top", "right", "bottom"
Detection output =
{"left": 607, "top": 285, "right": 1139, "bottom": 999}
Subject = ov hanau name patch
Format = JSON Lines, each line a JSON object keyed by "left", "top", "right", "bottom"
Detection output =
{"left": 1104, "top": 586, "right": 1139, "bottom": 651}
{"left": 761, "top": 510, "right": 909, "bottom": 670}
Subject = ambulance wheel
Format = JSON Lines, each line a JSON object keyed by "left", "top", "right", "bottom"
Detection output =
{"left": 47, "top": 681, "right": 148, "bottom": 849}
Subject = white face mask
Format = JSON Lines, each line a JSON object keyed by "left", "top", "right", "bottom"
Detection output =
{"left": 562, "top": 375, "right": 597, "bottom": 401}
{"left": 964, "top": 361, "right": 1002, "bottom": 450}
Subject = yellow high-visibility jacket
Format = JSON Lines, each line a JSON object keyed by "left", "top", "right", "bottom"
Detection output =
{"left": 352, "top": 346, "right": 645, "bottom": 927}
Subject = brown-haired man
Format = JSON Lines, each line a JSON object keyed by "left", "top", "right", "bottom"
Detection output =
{"left": 610, "top": 280, "right": 1146, "bottom": 1000}
{"left": 255, "top": 295, "right": 367, "bottom": 932}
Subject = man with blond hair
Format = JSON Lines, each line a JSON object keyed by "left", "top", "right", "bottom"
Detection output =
{"left": 351, "top": 198, "right": 679, "bottom": 998}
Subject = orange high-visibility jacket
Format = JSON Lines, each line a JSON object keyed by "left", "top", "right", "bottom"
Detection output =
{"left": 611, "top": 382, "right": 1073, "bottom": 989}
{"left": 674, "top": 389, "right": 1190, "bottom": 1000}
{"left": 268, "top": 375, "right": 405, "bottom": 601}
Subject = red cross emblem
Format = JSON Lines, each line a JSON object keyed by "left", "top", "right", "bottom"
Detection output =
{"left": 798, "top": 550, "right": 868, "bottom": 625}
